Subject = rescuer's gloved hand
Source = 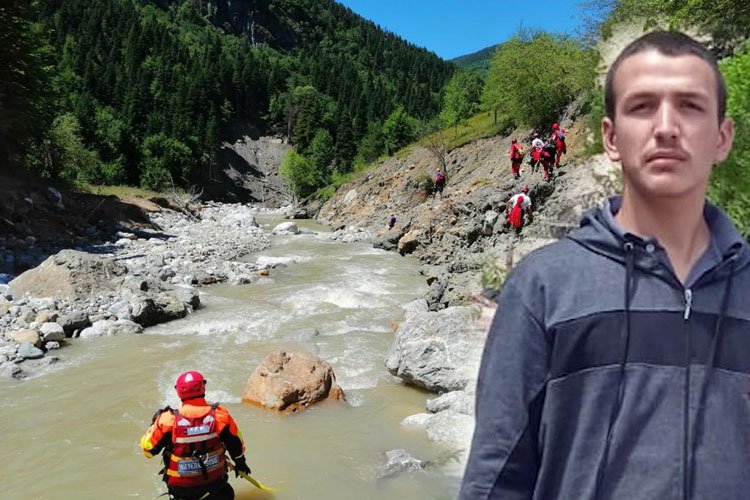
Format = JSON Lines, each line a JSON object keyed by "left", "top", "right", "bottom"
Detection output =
{"left": 234, "top": 456, "right": 251, "bottom": 477}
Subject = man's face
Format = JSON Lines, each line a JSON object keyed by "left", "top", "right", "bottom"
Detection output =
{"left": 602, "top": 50, "right": 734, "bottom": 201}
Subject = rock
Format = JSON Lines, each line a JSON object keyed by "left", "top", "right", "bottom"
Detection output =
{"left": 242, "top": 351, "right": 345, "bottom": 413}
{"left": 0, "top": 303, "right": 9, "bottom": 317}
{"left": 17, "top": 342, "right": 44, "bottom": 359}
{"left": 130, "top": 294, "right": 187, "bottom": 327}
{"left": 58, "top": 311, "right": 91, "bottom": 334}
{"left": 397, "top": 230, "right": 422, "bottom": 256}
{"left": 343, "top": 189, "right": 358, "bottom": 205}
{"left": 106, "top": 301, "right": 131, "bottom": 320}
{"left": 376, "top": 449, "right": 425, "bottom": 480}
{"left": 4, "top": 329, "right": 41, "bottom": 347}
{"left": 220, "top": 211, "right": 259, "bottom": 228}
{"left": 35, "top": 311, "right": 58, "bottom": 323}
{"left": 115, "top": 231, "right": 137, "bottom": 240}
{"left": 79, "top": 319, "right": 143, "bottom": 338}
{"left": 9, "top": 249, "right": 127, "bottom": 300}
{"left": 45, "top": 341, "right": 61, "bottom": 350}
{"left": 272, "top": 222, "right": 299, "bottom": 235}
{"left": 401, "top": 413, "right": 432, "bottom": 427}
{"left": 424, "top": 411, "right": 475, "bottom": 445}
{"left": 40, "top": 322, "right": 66, "bottom": 342}
{"left": 385, "top": 302, "right": 486, "bottom": 393}
{"left": 482, "top": 210, "right": 499, "bottom": 236}
{"left": 47, "top": 187, "right": 65, "bottom": 209}
{"left": 426, "top": 391, "right": 473, "bottom": 415}
{"left": 172, "top": 285, "right": 200, "bottom": 310}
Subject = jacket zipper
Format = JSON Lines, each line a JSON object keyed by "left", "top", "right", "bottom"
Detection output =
{"left": 683, "top": 288, "right": 693, "bottom": 500}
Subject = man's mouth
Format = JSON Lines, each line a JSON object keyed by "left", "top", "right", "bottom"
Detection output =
{"left": 646, "top": 150, "right": 687, "bottom": 163}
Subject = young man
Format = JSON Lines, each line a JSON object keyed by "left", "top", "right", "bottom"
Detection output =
{"left": 141, "top": 371, "right": 251, "bottom": 500}
{"left": 509, "top": 138, "right": 524, "bottom": 178}
{"left": 459, "top": 31, "right": 745, "bottom": 500}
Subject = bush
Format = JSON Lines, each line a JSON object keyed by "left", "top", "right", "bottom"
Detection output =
{"left": 481, "top": 257, "right": 508, "bottom": 292}
{"left": 415, "top": 173, "right": 434, "bottom": 195}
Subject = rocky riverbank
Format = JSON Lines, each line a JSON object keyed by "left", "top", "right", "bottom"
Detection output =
{"left": 0, "top": 202, "right": 279, "bottom": 380}
{"left": 318, "top": 137, "right": 621, "bottom": 469}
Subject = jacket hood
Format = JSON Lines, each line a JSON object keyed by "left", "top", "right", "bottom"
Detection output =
{"left": 568, "top": 196, "right": 749, "bottom": 286}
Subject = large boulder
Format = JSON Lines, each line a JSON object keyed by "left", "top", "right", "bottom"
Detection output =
{"left": 79, "top": 319, "right": 143, "bottom": 338}
{"left": 220, "top": 210, "right": 259, "bottom": 228}
{"left": 130, "top": 293, "right": 188, "bottom": 327}
{"left": 242, "top": 351, "right": 345, "bottom": 413}
{"left": 4, "top": 329, "right": 41, "bottom": 348}
{"left": 272, "top": 221, "right": 299, "bottom": 235}
{"left": 385, "top": 299, "right": 486, "bottom": 393}
{"left": 397, "top": 230, "right": 422, "bottom": 256}
{"left": 9, "top": 250, "right": 127, "bottom": 300}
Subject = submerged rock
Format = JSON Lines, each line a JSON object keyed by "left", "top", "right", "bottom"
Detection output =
{"left": 376, "top": 449, "right": 425, "bottom": 480}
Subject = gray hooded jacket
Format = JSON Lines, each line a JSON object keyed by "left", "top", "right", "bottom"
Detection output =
{"left": 459, "top": 196, "right": 750, "bottom": 500}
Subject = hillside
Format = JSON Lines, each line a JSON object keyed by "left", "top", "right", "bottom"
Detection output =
{"left": 450, "top": 43, "right": 499, "bottom": 74}
{"left": 14, "top": 0, "right": 454, "bottom": 199}
{"left": 315, "top": 117, "right": 620, "bottom": 307}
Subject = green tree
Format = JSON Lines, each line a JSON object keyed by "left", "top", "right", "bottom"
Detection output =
{"left": 356, "top": 121, "right": 385, "bottom": 163}
{"left": 306, "top": 128, "right": 334, "bottom": 174}
{"left": 1, "top": 0, "right": 52, "bottom": 167}
{"left": 25, "top": 113, "right": 99, "bottom": 182}
{"left": 709, "top": 45, "right": 750, "bottom": 236}
{"left": 140, "top": 133, "right": 193, "bottom": 190}
{"left": 382, "top": 106, "right": 418, "bottom": 155}
{"left": 440, "top": 70, "right": 484, "bottom": 133}
{"left": 482, "top": 31, "right": 597, "bottom": 129}
{"left": 589, "top": 0, "right": 750, "bottom": 51}
{"left": 279, "top": 148, "right": 322, "bottom": 198}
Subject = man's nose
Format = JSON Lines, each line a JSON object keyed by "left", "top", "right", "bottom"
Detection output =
{"left": 654, "top": 101, "right": 680, "bottom": 140}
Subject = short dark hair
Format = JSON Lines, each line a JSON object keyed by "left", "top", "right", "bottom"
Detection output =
{"left": 604, "top": 31, "right": 727, "bottom": 121}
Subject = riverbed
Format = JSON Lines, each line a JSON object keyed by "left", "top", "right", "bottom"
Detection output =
{"left": 0, "top": 216, "right": 464, "bottom": 499}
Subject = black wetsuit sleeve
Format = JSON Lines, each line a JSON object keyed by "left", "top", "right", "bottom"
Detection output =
{"left": 151, "top": 430, "right": 172, "bottom": 456}
{"left": 220, "top": 426, "right": 244, "bottom": 459}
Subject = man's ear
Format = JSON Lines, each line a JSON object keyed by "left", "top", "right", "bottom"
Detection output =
{"left": 714, "top": 116, "right": 735, "bottom": 164}
{"left": 602, "top": 116, "right": 620, "bottom": 162}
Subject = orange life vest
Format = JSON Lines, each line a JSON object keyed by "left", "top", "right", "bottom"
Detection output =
{"left": 165, "top": 405, "right": 227, "bottom": 488}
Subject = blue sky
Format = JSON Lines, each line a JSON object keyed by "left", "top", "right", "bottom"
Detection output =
{"left": 336, "top": 0, "right": 587, "bottom": 60}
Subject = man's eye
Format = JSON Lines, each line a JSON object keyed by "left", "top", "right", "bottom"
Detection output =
{"left": 682, "top": 101, "right": 704, "bottom": 111}
{"left": 628, "top": 102, "right": 649, "bottom": 112}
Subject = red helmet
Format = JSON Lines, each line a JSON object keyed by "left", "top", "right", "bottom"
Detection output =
{"left": 521, "top": 185, "right": 529, "bottom": 193}
{"left": 552, "top": 123, "right": 559, "bottom": 130}
{"left": 175, "top": 371, "right": 206, "bottom": 400}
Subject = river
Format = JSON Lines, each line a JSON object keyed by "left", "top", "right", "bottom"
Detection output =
{"left": 0, "top": 216, "right": 463, "bottom": 500}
